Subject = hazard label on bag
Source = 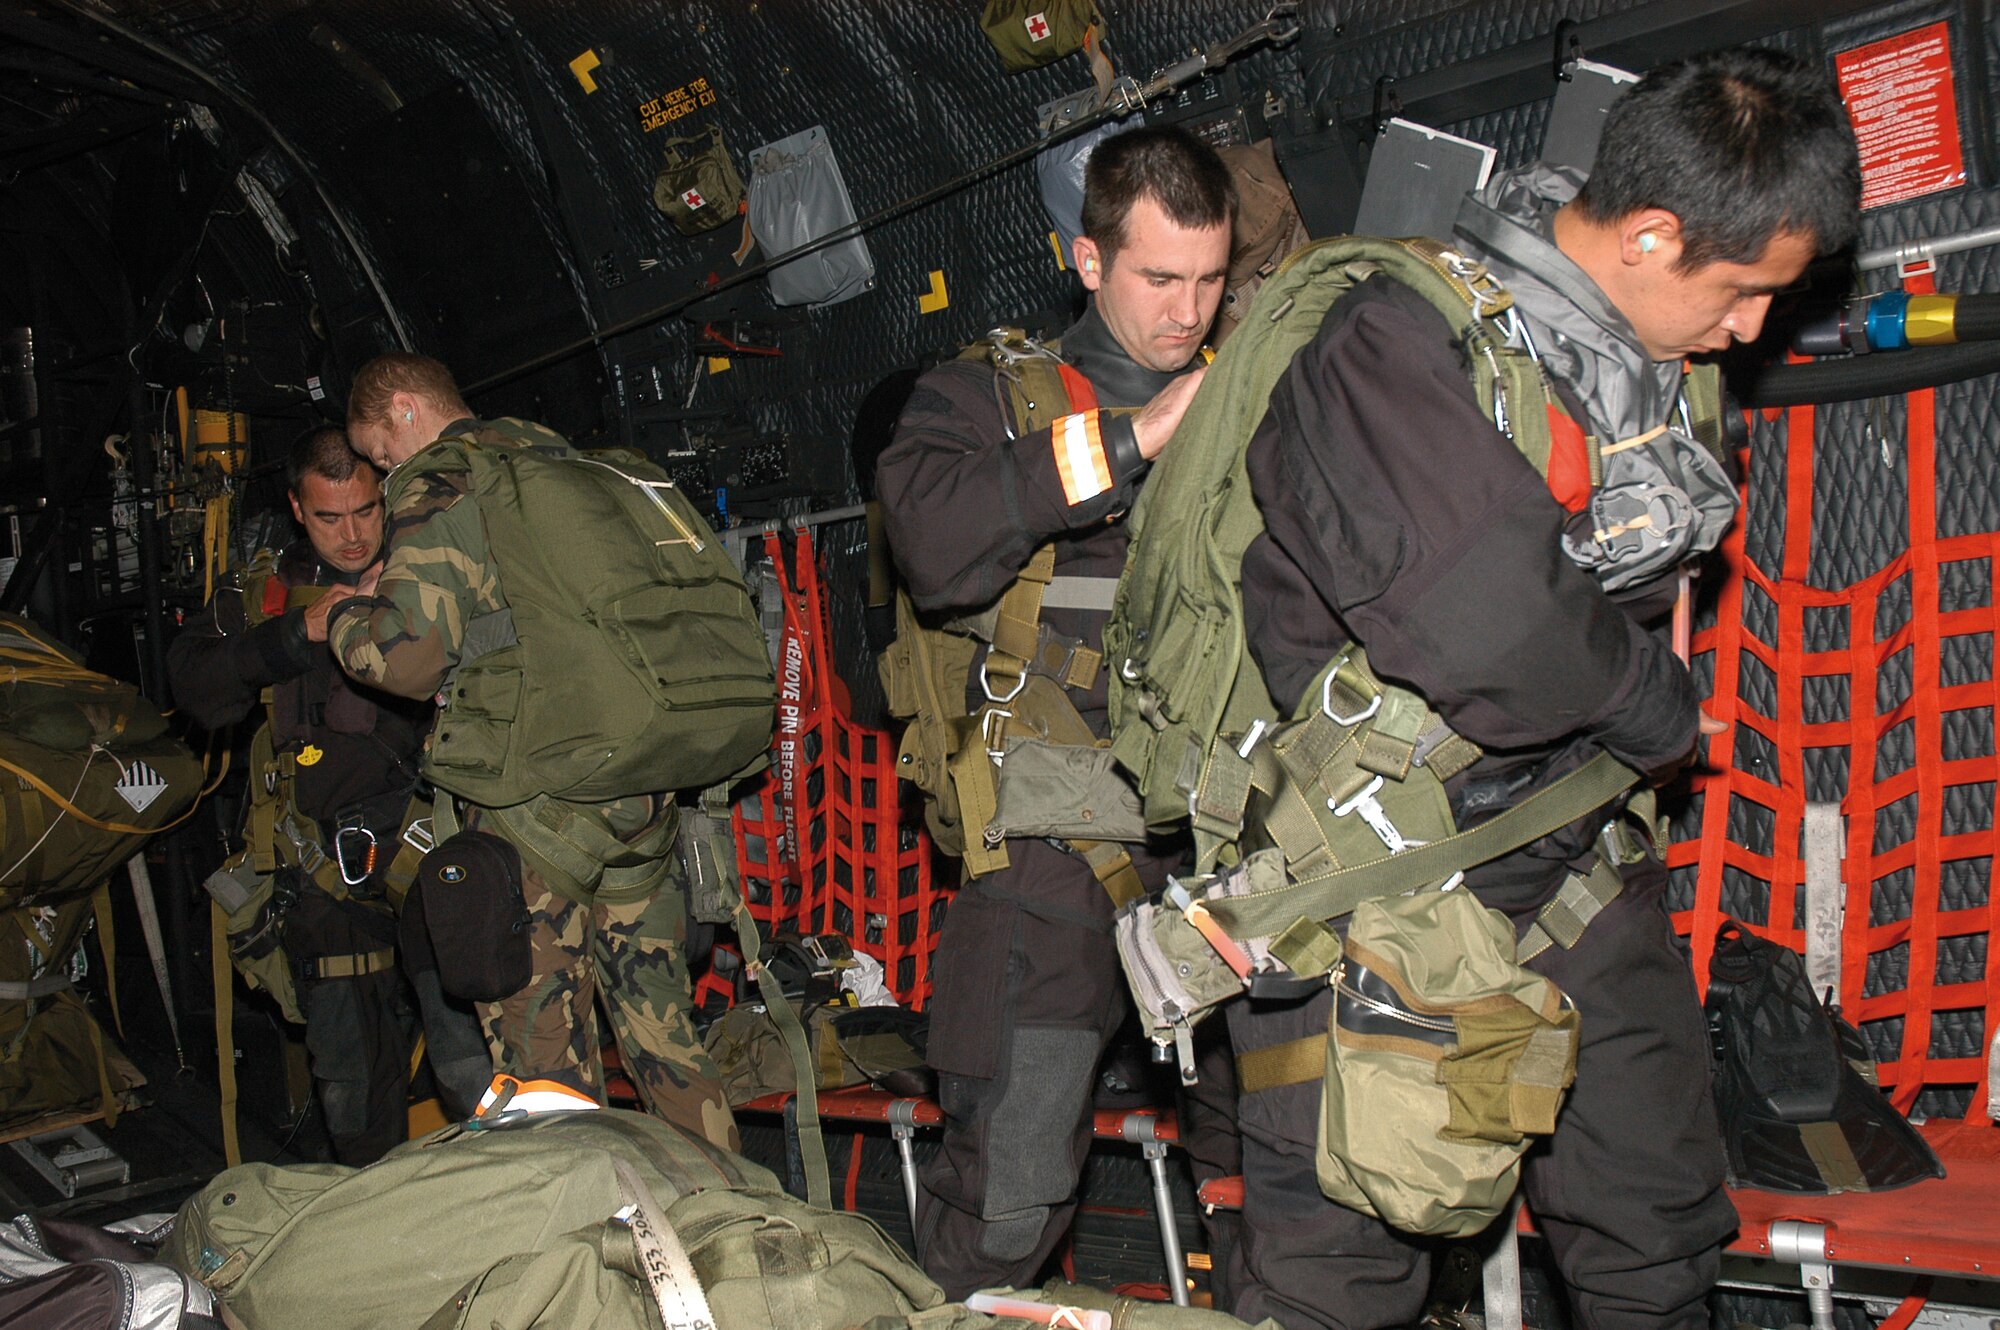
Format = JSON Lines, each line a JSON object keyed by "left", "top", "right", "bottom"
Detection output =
{"left": 114, "top": 761, "right": 169, "bottom": 813}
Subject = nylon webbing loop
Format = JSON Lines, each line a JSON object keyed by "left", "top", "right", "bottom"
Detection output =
{"left": 1236, "top": 1033, "right": 1326, "bottom": 1094}
{"left": 1518, "top": 855, "right": 1625, "bottom": 963}
{"left": 296, "top": 949, "right": 397, "bottom": 981}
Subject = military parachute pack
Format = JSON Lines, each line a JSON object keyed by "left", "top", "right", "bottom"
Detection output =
{"left": 404, "top": 424, "right": 776, "bottom": 812}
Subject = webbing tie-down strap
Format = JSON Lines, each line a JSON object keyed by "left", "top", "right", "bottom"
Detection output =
{"left": 610, "top": 1155, "right": 718, "bottom": 1330}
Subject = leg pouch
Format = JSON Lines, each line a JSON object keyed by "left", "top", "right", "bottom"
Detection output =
{"left": 409, "top": 830, "right": 532, "bottom": 1002}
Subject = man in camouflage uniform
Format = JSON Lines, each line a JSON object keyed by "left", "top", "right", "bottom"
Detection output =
{"left": 319, "top": 352, "right": 737, "bottom": 1150}
{"left": 172, "top": 426, "right": 490, "bottom": 1163}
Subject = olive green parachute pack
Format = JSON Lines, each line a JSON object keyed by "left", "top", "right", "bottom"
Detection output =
{"left": 163, "top": 1108, "right": 1274, "bottom": 1330}
{"left": 1104, "top": 235, "right": 1707, "bottom": 1235}
{"left": 404, "top": 428, "right": 776, "bottom": 812}
{"left": 0, "top": 614, "right": 200, "bottom": 1129}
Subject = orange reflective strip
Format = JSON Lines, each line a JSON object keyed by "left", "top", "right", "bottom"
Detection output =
{"left": 1053, "top": 411, "right": 1112, "bottom": 505}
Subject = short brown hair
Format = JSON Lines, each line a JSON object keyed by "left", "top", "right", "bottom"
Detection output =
{"left": 346, "top": 352, "right": 470, "bottom": 427}
{"left": 287, "top": 425, "right": 371, "bottom": 493}
{"left": 1078, "top": 126, "right": 1236, "bottom": 267}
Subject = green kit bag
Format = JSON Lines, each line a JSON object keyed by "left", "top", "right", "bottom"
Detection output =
{"left": 165, "top": 1109, "right": 943, "bottom": 1330}
{"left": 653, "top": 125, "right": 746, "bottom": 236}
{"left": 407, "top": 429, "right": 776, "bottom": 809}
{"left": 980, "top": 0, "right": 1101, "bottom": 70}
{"left": 1302, "top": 888, "right": 1578, "bottom": 1238}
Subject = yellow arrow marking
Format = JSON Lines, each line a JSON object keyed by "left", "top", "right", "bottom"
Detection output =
{"left": 569, "top": 49, "right": 601, "bottom": 94}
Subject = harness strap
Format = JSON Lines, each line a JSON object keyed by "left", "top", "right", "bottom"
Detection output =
{"left": 1237, "top": 1032, "right": 1326, "bottom": 1094}
{"left": 1041, "top": 576, "right": 1120, "bottom": 612}
{"left": 609, "top": 1156, "right": 720, "bottom": 1330}
{"left": 1208, "top": 751, "right": 1639, "bottom": 939}
{"left": 0, "top": 973, "right": 72, "bottom": 1000}
{"left": 733, "top": 899, "right": 831, "bottom": 1209}
{"left": 1517, "top": 854, "right": 1625, "bottom": 962}
{"left": 296, "top": 949, "right": 398, "bottom": 981}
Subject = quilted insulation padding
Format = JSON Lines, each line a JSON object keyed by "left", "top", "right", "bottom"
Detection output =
{"left": 126, "top": 0, "right": 2000, "bottom": 1111}
{"left": 151, "top": 0, "right": 1303, "bottom": 724}
{"left": 1320, "top": 0, "right": 2000, "bottom": 1119}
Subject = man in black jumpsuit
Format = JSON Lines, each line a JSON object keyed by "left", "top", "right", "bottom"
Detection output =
{"left": 1230, "top": 50, "right": 1860, "bottom": 1328}
{"left": 877, "top": 127, "right": 1234, "bottom": 1296}
{"left": 171, "top": 427, "right": 491, "bottom": 1163}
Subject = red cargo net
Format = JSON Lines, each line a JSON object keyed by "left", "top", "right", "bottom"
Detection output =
{"left": 1671, "top": 319, "right": 2000, "bottom": 1119}
{"left": 708, "top": 526, "right": 948, "bottom": 1010}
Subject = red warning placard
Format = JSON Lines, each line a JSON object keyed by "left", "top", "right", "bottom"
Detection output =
{"left": 1835, "top": 22, "right": 1967, "bottom": 210}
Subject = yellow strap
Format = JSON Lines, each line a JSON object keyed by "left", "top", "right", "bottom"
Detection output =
{"left": 1236, "top": 1032, "right": 1327, "bottom": 1095}
{"left": 1075, "top": 839, "right": 1144, "bottom": 908}
{"left": 302, "top": 949, "right": 397, "bottom": 980}
{"left": 211, "top": 898, "right": 242, "bottom": 1166}
{"left": 91, "top": 881, "right": 121, "bottom": 1040}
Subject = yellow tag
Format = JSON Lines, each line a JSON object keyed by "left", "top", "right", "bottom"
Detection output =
{"left": 918, "top": 268, "right": 949, "bottom": 314}
{"left": 707, "top": 356, "right": 732, "bottom": 374}
{"left": 297, "top": 744, "right": 324, "bottom": 767}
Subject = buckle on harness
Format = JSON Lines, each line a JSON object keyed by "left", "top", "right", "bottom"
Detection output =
{"left": 334, "top": 823, "right": 379, "bottom": 888}
{"left": 981, "top": 707, "right": 1014, "bottom": 763}
{"left": 1329, "top": 775, "right": 1415, "bottom": 853}
{"left": 402, "top": 817, "right": 436, "bottom": 856}
{"left": 979, "top": 658, "right": 1029, "bottom": 706}
{"left": 1321, "top": 670, "right": 1382, "bottom": 727}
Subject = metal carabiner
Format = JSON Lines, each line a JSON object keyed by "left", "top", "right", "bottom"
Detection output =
{"left": 334, "top": 823, "right": 379, "bottom": 888}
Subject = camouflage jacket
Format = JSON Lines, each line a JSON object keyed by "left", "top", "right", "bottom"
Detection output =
{"left": 328, "top": 416, "right": 562, "bottom": 703}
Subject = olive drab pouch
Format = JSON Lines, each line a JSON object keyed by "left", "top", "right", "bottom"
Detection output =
{"left": 1114, "top": 849, "right": 1292, "bottom": 1077}
{"left": 703, "top": 997, "right": 870, "bottom": 1105}
{"left": 203, "top": 856, "right": 303, "bottom": 1024}
{"left": 653, "top": 125, "right": 746, "bottom": 237}
{"left": 979, "top": 0, "right": 1105, "bottom": 74}
{"left": 408, "top": 830, "right": 531, "bottom": 1003}
{"left": 985, "top": 737, "right": 1148, "bottom": 845}
{"left": 1310, "top": 887, "right": 1578, "bottom": 1238}
{"left": 675, "top": 783, "right": 743, "bottom": 927}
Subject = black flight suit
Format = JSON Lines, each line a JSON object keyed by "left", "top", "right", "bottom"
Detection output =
{"left": 170, "top": 542, "right": 491, "bottom": 1163}
{"left": 879, "top": 305, "right": 1238, "bottom": 1297}
{"left": 1231, "top": 274, "right": 1738, "bottom": 1328}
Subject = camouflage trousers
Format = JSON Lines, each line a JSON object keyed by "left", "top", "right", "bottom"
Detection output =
{"left": 477, "top": 868, "right": 740, "bottom": 1153}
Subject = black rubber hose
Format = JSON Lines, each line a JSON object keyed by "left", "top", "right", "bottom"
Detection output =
{"left": 1735, "top": 340, "right": 2000, "bottom": 407}
{"left": 1955, "top": 293, "right": 2000, "bottom": 343}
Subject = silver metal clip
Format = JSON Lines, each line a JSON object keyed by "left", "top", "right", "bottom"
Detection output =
{"left": 402, "top": 817, "right": 436, "bottom": 856}
{"left": 334, "top": 824, "right": 379, "bottom": 888}
{"left": 1329, "top": 775, "right": 1413, "bottom": 853}
{"left": 1321, "top": 669, "right": 1382, "bottom": 727}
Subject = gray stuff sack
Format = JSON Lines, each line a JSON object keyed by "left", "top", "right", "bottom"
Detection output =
{"left": 748, "top": 125, "right": 875, "bottom": 308}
